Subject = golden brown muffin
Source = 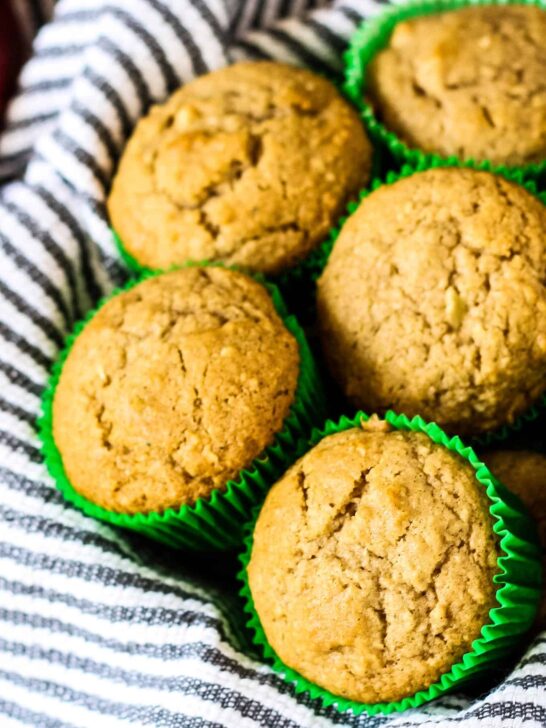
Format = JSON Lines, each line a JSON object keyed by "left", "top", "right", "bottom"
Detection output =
{"left": 317, "top": 167, "right": 546, "bottom": 436}
{"left": 108, "top": 61, "right": 372, "bottom": 274}
{"left": 53, "top": 266, "right": 300, "bottom": 514}
{"left": 248, "top": 421, "right": 499, "bottom": 704}
{"left": 367, "top": 5, "right": 546, "bottom": 166}
{"left": 485, "top": 450, "right": 546, "bottom": 627}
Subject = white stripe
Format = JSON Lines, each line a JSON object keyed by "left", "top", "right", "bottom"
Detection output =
{"left": 240, "top": 30, "right": 305, "bottom": 65}
{"left": 0, "top": 340, "right": 48, "bottom": 385}
{"left": 5, "top": 88, "right": 69, "bottom": 124}
{"left": 19, "top": 53, "right": 87, "bottom": 86}
{"left": 277, "top": 17, "right": 342, "bottom": 66}
{"left": 312, "top": 5, "right": 359, "bottom": 37}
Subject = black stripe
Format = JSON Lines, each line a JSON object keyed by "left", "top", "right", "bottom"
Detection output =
{"left": 71, "top": 100, "right": 119, "bottom": 166}
{"left": 339, "top": 6, "right": 364, "bottom": 26}
{"left": 0, "top": 607, "right": 266, "bottom": 677}
{"left": 0, "top": 698, "right": 76, "bottom": 728}
{"left": 519, "top": 651, "right": 546, "bottom": 668}
{"left": 107, "top": 7, "right": 180, "bottom": 91}
{"left": 0, "top": 361, "right": 42, "bottom": 397}
{"left": 306, "top": 17, "right": 349, "bottom": 54}
{"left": 266, "top": 27, "right": 338, "bottom": 75}
{"left": 0, "top": 397, "right": 36, "bottom": 428}
{"left": 96, "top": 36, "right": 150, "bottom": 112}
{"left": 0, "top": 279, "right": 65, "bottom": 349}
{"left": 146, "top": 0, "right": 208, "bottom": 78}
{"left": 33, "top": 184, "right": 103, "bottom": 306}
{"left": 250, "top": 0, "right": 271, "bottom": 35}
{"left": 51, "top": 128, "right": 109, "bottom": 189}
{"left": 7, "top": 111, "right": 58, "bottom": 132}
{"left": 0, "top": 320, "right": 53, "bottom": 371}
{"left": 0, "top": 432, "right": 42, "bottom": 463}
{"left": 232, "top": 39, "right": 269, "bottom": 60}
{"left": 0, "top": 542, "right": 219, "bottom": 614}
{"left": 278, "top": 0, "right": 295, "bottom": 23}
{"left": 0, "top": 148, "right": 30, "bottom": 168}
{"left": 0, "top": 670, "right": 226, "bottom": 728}
{"left": 0, "top": 467, "right": 63, "bottom": 504}
{"left": 82, "top": 67, "right": 132, "bottom": 140}
{"left": 0, "top": 504, "right": 154, "bottom": 566}
{"left": 34, "top": 44, "right": 84, "bottom": 59}
{"left": 0, "top": 576, "right": 220, "bottom": 631}
{"left": 506, "top": 674, "right": 546, "bottom": 689}
{"left": 52, "top": 8, "right": 104, "bottom": 24}
{"left": 0, "top": 638, "right": 315, "bottom": 728}
{"left": 22, "top": 77, "right": 72, "bottom": 95}
{"left": 0, "top": 226, "right": 73, "bottom": 327}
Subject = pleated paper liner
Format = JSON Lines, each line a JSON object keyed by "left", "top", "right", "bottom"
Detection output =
{"left": 295, "top": 157, "right": 546, "bottom": 445}
{"left": 38, "top": 263, "right": 326, "bottom": 551}
{"left": 238, "top": 410, "right": 543, "bottom": 716}
{"left": 344, "top": 0, "right": 546, "bottom": 183}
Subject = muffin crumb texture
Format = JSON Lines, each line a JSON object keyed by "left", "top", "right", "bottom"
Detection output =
{"left": 317, "top": 167, "right": 546, "bottom": 436}
{"left": 53, "top": 266, "right": 300, "bottom": 514}
{"left": 108, "top": 61, "right": 372, "bottom": 273}
{"left": 248, "top": 428, "right": 499, "bottom": 703}
{"left": 367, "top": 5, "right": 546, "bottom": 165}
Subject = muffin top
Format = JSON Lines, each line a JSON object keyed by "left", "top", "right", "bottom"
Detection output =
{"left": 108, "top": 61, "right": 372, "bottom": 274}
{"left": 366, "top": 5, "right": 546, "bottom": 166}
{"left": 248, "top": 422, "right": 499, "bottom": 704}
{"left": 317, "top": 167, "right": 546, "bottom": 436}
{"left": 53, "top": 266, "right": 299, "bottom": 514}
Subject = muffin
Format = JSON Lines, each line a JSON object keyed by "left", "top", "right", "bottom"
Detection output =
{"left": 108, "top": 61, "right": 373, "bottom": 274}
{"left": 366, "top": 4, "right": 546, "bottom": 166}
{"left": 317, "top": 167, "right": 546, "bottom": 436}
{"left": 52, "top": 266, "right": 300, "bottom": 514}
{"left": 247, "top": 420, "right": 499, "bottom": 704}
{"left": 485, "top": 450, "right": 546, "bottom": 627}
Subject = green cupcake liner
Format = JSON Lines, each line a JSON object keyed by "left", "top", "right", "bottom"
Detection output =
{"left": 38, "top": 263, "right": 327, "bottom": 551}
{"left": 238, "top": 410, "right": 542, "bottom": 715}
{"left": 344, "top": 0, "right": 546, "bottom": 182}
{"left": 301, "top": 159, "right": 546, "bottom": 445}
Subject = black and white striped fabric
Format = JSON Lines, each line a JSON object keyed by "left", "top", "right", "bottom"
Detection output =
{"left": 0, "top": 0, "right": 544, "bottom": 725}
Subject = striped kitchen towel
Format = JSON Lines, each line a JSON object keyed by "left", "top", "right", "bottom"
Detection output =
{"left": 0, "top": 0, "right": 545, "bottom": 726}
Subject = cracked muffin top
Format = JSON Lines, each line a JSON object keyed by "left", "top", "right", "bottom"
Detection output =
{"left": 366, "top": 5, "right": 546, "bottom": 166}
{"left": 248, "top": 422, "right": 499, "bottom": 704}
{"left": 107, "top": 61, "right": 373, "bottom": 274}
{"left": 317, "top": 167, "right": 546, "bottom": 436}
{"left": 52, "top": 266, "right": 300, "bottom": 514}
{"left": 485, "top": 449, "right": 546, "bottom": 628}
